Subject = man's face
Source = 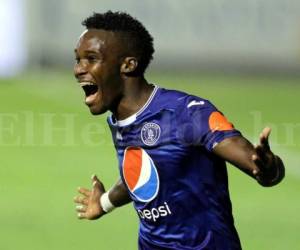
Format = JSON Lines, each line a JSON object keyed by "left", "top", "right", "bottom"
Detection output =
{"left": 74, "top": 29, "right": 124, "bottom": 115}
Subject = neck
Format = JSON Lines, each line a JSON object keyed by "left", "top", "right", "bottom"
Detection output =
{"left": 113, "top": 76, "right": 154, "bottom": 120}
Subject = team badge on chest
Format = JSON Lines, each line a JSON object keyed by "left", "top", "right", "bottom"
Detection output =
{"left": 141, "top": 122, "right": 161, "bottom": 146}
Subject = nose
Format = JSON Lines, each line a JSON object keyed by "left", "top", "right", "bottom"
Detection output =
{"left": 74, "top": 60, "right": 88, "bottom": 79}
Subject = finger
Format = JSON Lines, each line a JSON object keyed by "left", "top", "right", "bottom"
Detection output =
{"left": 262, "top": 126, "right": 271, "bottom": 138}
{"left": 259, "top": 127, "right": 271, "bottom": 148}
{"left": 77, "top": 212, "right": 87, "bottom": 220}
{"left": 76, "top": 205, "right": 87, "bottom": 213}
{"left": 91, "top": 174, "right": 100, "bottom": 184}
{"left": 91, "top": 174, "right": 105, "bottom": 193}
{"left": 254, "top": 144, "right": 269, "bottom": 163}
{"left": 73, "top": 196, "right": 88, "bottom": 205}
{"left": 251, "top": 154, "right": 261, "bottom": 176}
{"left": 252, "top": 154, "right": 265, "bottom": 171}
{"left": 78, "top": 187, "right": 91, "bottom": 197}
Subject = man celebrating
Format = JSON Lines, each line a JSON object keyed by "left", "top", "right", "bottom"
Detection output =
{"left": 73, "top": 11, "right": 284, "bottom": 250}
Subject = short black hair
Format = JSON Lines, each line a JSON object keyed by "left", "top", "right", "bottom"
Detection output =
{"left": 82, "top": 11, "right": 154, "bottom": 76}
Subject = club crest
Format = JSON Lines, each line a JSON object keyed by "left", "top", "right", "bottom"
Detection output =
{"left": 141, "top": 122, "right": 161, "bottom": 146}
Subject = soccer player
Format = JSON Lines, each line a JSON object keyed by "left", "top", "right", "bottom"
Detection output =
{"left": 73, "top": 11, "right": 285, "bottom": 250}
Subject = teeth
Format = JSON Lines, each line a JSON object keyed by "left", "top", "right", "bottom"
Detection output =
{"left": 79, "top": 81, "right": 96, "bottom": 87}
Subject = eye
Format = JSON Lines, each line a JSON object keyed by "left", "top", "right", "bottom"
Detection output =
{"left": 87, "top": 55, "right": 98, "bottom": 63}
{"left": 75, "top": 57, "right": 80, "bottom": 64}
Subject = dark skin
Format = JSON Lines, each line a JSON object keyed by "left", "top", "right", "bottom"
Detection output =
{"left": 73, "top": 29, "right": 284, "bottom": 220}
{"left": 74, "top": 29, "right": 153, "bottom": 118}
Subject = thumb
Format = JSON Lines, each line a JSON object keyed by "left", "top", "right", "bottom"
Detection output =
{"left": 260, "top": 127, "right": 271, "bottom": 141}
{"left": 260, "top": 127, "right": 271, "bottom": 149}
{"left": 91, "top": 174, "right": 105, "bottom": 193}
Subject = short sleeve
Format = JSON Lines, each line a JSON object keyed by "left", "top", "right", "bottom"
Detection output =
{"left": 176, "top": 96, "right": 241, "bottom": 151}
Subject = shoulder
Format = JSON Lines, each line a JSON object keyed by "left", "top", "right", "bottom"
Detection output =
{"left": 155, "top": 87, "right": 215, "bottom": 112}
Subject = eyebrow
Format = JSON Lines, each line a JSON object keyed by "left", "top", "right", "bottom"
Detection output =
{"left": 74, "top": 49, "right": 102, "bottom": 55}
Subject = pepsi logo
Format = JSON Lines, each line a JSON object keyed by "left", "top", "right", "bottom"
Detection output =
{"left": 122, "top": 147, "right": 159, "bottom": 202}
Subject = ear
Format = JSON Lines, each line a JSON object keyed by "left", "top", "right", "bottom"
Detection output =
{"left": 120, "top": 57, "right": 138, "bottom": 74}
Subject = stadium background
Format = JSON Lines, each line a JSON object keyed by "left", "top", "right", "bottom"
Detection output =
{"left": 0, "top": 0, "right": 299, "bottom": 249}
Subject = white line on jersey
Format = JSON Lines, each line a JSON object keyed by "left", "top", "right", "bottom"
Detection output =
{"left": 187, "top": 100, "right": 205, "bottom": 108}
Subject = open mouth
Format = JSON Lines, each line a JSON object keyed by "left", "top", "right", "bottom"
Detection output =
{"left": 79, "top": 82, "right": 100, "bottom": 106}
{"left": 80, "top": 82, "right": 98, "bottom": 97}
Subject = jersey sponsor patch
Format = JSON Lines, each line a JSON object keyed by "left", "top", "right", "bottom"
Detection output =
{"left": 209, "top": 111, "right": 234, "bottom": 132}
{"left": 122, "top": 147, "right": 159, "bottom": 202}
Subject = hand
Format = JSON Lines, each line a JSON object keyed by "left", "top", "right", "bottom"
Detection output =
{"left": 252, "top": 127, "right": 283, "bottom": 186}
{"left": 74, "top": 175, "right": 106, "bottom": 220}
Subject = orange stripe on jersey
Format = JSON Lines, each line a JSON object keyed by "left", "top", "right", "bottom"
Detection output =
{"left": 209, "top": 111, "right": 234, "bottom": 132}
{"left": 123, "top": 148, "right": 142, "bottom": 190}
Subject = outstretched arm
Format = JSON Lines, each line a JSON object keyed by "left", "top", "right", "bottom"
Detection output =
{"left": 74, "top": 175, "right": 131, "bottom": 220}
{"left": 213, "top": 127, "right": 285, "bottom": 187}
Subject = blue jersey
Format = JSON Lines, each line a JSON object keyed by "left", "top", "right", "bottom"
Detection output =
{"left": 107, "top": 86, "right": 242, "bottom": 250}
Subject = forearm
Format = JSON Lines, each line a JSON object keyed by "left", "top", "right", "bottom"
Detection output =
{"left": 213, "top": 135, "right": 285, "bottom": 187}
{"left": 213, "top": 136, "right": 258, "bottom": 178}
{"left": 107, "top": 179, "right": 132, "bottom": 207}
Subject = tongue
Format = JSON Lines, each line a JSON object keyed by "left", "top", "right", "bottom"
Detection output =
{"left": 85, "top": 92, "right": 99, "bottom": 105}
